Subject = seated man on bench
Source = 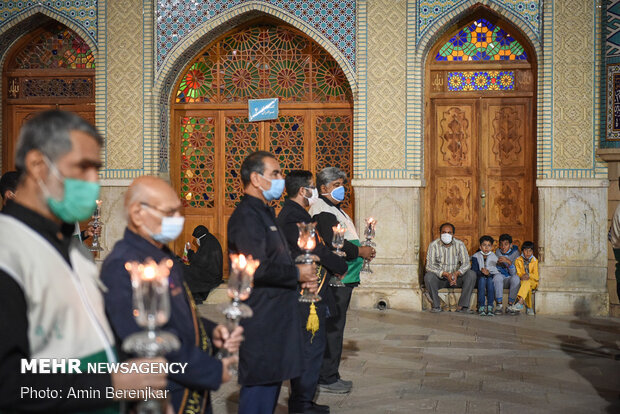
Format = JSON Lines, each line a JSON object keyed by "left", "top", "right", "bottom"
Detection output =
{"left": 423, "top": 222, "right": 476, "bottom": 313}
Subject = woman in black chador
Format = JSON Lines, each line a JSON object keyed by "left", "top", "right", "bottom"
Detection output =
{"left": 185, "top": 225, "right": 223, "bottom": 304}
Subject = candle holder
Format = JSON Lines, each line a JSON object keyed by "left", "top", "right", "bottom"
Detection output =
{"left": 122, "top": 258, "right": 180, "bottom": 414}
{"left": 329, "top": 224, "right": 347, "bottom": 287}
{"left": 88, "top": 200, "right": 104, "bottom": 252}
{"left": 296, "top": 223, "right": 321, "bottom": 303}
{"left": 216, "top": 253, "right": 259, "bottom": 376}
{"left": 360, "top": 217, "right": 377, "bottom": 274}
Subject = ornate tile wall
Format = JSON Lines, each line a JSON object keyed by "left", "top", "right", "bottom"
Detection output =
{"left": 366, "top": 0, "right": 406, "bottom": 174}
{"left": 418, "top": 0, "right": 540, "bottom": 42}
{"left": 552, "top": 0, "right": 605, "bottom": 178}
{"left": 603, "top": 0, "right": 620, "bottom": 148}
{"left": 156, "top": 0, "right": 356, "bottom": 71}
{"left": 0, "top": 0, "right": 97, "bottom": 46}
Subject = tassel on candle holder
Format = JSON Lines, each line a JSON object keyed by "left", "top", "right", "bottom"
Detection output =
{"left": 122, "top": 258, "right": 180, "bottom": 414}
{"left": 360, "top": 217, "right": 377, "bottom": 274}
{"left": 216, "top": 253, "right": 259, "bottom": 376}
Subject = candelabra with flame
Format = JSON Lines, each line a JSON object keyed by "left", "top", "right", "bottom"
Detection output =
{"left": 122, "top": 258, "right": 180, "bottom": 414}
{"left": 216, "top": 253, "right": 259, "bottom": 376}
{"left": 296, "top": 222, "right": 321, "bottom": 303}
{"left": 329, "top": 224, "right": 347, "bottom": 287}
{"left": 88, "top": 199, "right": 103, "bottom": 252}
{"left": 360, "top": 217, "right": 377, "bottom": 274}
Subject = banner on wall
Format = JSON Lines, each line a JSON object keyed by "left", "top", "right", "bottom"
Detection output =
{"left": 248, "top": 98, "right": 279, "bottom": 122}
{"left": 607, "top": 65, "right": 620, "bottom": 140}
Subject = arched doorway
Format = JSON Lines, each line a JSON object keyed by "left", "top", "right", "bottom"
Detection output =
{"left": 2, "top": 22, "right": 95, "bottom": 172}
{"left": 170, "top": 21, "right": 354, "bottom": 254}
{"left": 424, "top": 10, "right": 537, "bottom": 256}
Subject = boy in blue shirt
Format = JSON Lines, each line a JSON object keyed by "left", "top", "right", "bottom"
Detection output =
{"left": 494, "top": 234, "right": 521, "bottom": 315}
{"left": 471, "top": 236, "right": 499, "bottom": 316}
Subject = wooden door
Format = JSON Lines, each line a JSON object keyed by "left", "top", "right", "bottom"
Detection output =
{"left": 171, "top": 108, "right": 354, "bottom": 257}
{"left": 428, "top": 97, "right": 533, "bottom": 254}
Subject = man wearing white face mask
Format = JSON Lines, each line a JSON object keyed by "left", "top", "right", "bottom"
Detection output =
{"left": 101, "top": 176, "right": 243, "bottom": 414}
{"left": 424, "top": 222, "right": 476, "bottom": 313}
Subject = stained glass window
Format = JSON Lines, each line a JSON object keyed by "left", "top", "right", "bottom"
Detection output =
{"left": 180, "top": 117, "right": 216, "bottom": 208}
{"left": 176, "top": 25, "right": 351, "bottom": 103}
{"left": 447, "top": 71, "right": 515, "bottom": 91}
{"left": 224, "top": 116, "right": 260, "bottom": 208}
{"left": 435, "top": 19, "right": 527, "bottom": 61}
{"left": 11, "top": 25, "right": 95, "bottom": 69}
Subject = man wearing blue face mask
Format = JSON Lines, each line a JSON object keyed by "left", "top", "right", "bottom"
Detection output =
{"left": 101, "top": 176, "right": 243, "bottom": 414}
{"left": 0, "top": 110, "right": 167, "bottom": 412}
{"left": 228, "top": 151, "right": 319, "bottom": 414}
{"left": 309, "top": 167, "right": 375, "bottom": 395}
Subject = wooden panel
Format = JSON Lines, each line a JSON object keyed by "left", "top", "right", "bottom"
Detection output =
{"left": 480, "top": 98, "right": 533, "bottom": 246}
{"left": 435, "top": 104, "right": 473, "bottom": 169}
{"left": 429, "top": 99, "right": 478, "bottom": 255}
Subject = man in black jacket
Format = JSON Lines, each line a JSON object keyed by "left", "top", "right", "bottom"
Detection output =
{"left": 277, "top": 170, "right": 348, "bottom": 414}
{"left": 227, "top": 151, "right": 318, "bottom": 414}
{"left": 186, "top": 224, "right": 223, "bottom": 304}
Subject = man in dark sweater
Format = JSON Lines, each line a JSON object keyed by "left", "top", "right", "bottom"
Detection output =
{"left": 277, "top": 170, "right": 348, "bottom": 414}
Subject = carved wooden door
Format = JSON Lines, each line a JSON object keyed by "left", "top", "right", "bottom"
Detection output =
{"left": 429, "top": 97, "right": 533, "bottom": 254}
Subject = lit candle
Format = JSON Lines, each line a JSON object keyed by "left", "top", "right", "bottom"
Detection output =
{"left": 305, "top": 236, "right": 316, "bottom": 251}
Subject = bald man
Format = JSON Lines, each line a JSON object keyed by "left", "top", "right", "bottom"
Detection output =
{"left": 101, "top": 176, "right": 243, "bottom": 414}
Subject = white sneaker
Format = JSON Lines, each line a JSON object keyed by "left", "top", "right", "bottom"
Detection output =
{"left": 507, "top": 304, "right": 520, "bottom": 313}
{"left": 526, "top": 307, "right": 535, "bottom": 316}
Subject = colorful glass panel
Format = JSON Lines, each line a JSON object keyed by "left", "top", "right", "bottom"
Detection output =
{"left": 447, "top": 71, "right": 515, "bottom": 91}
{"left": 315, "top": 115, "right": 354, "bottom": 210}
{"left": 175, "top": 25, "right": 350, "bottom": 103}
{"left": 435, "top": 19, "right": 527, "bottom": 61}
{"left": 180, "top": 116, "right": 216, "bottom": 208}
{"left": 11, "top": 25, "right": 95, "bottom": 69}
{"left": 224, "top": 116, "right": 260, "bottom": 208}
{"left": 268, "top": 115, "right": 306, "bottom": 208}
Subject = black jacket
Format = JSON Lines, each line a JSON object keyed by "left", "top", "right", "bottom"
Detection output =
{"left": 276, "top": 199, "right": 347, "bottom": 315}
{"left": 227, "top": 194, "right": 304, "bottom": 385}
{"left": 186, "top": 230, "right": 223, "bottom": 296}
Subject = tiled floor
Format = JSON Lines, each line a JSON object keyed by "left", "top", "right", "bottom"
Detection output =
{"left": 198, "top": 305, "right": 620, "bottom": 413}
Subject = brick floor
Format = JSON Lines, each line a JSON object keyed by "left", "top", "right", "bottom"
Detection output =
{"left": 198, "top": 305, "right": 620, "bottom": 414}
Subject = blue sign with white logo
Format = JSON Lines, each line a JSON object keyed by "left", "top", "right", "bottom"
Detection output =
{"left": 248, "top": 98, "right": 279, "bottom": 122}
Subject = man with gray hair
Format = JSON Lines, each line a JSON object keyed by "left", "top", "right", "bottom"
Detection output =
{"left": 0, "top": 110, "right": 166, "bottom": 412}
{"left": 309, "top": 166, "right": 375, "bottom": 394}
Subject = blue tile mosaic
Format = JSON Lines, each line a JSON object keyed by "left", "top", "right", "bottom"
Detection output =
{"left": 0, "top": 1, "right": 97, "bottom": 45}
{"left": 419, "top": 0, "right": 540, "bottom": 41}
{"left": 156, "top": 0, "right": 356, "bottom": 70}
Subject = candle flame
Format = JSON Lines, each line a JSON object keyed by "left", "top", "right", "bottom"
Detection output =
{"left": 143, "top": 265, "right": 156, "bottom": 280}
{"left": 238, "top": 254, "right": 247, "bottom": 269}
{"left": 96, "top": 199, "right": 102, "bottom": 207}
{"left": 306, "top": 237, "right": 316, "bottom": 250}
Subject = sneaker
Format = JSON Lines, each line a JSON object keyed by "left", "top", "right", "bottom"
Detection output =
{"left": 507, "top": 304, "right": 521, "bottom": 314}
{"left": 487, "top": 306, "right": 494, "bottom": 316}
{"left": 526, "top": 307, "right": 535, "bottom": 316}
{"left": 514, "top": 303, "right": 524, "bottom": 311}
{"left": 455, "top": 307, "right": 474, "bottom": 314}
{"left": 430, "top": 307, "right": 442, "bottom": 313}
{"left": 478, "top": 305, "right": 487, "bottom": 316}
{"left": 337, "top": 378, "right": 353, "bottom": 388}
{"left": 494, "top": 304, "right": 504, "bottom": 315}
{"left": 289, "top": 402, "right": 331, "bottom": 414}
{"left": 319, "top": 380, "right": 351, "bottom": 394}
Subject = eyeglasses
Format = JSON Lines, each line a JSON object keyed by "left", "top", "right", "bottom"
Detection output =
{"left": 140, "top": 202, "right": 181, "bottom": 217}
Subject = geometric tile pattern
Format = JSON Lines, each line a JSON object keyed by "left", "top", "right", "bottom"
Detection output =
{"left": 552, "top": 0, "right": 597, "bottom": 173}
{"left": 156, "top": 0, "right": 356, "bottom": 70}
{"left": 607, "top": 0, "right": 620, "bottom": 56}
{"left": 105, "top": 0, "right": 143, "bottom": 171}
{"left": 0, "top": 0, "right": 97, "bottom": 46}
{"left": 419, "top": 0, "right": 540, "bottom": 42}
{"left": 366, "top": 0, "right": 406, "bottom": 172}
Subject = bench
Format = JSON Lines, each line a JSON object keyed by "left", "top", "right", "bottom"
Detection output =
{"left": 421, "top": 287, "right": 536, "bottom": 312}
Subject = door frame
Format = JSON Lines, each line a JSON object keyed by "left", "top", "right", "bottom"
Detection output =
{"left": 422, "top": 11, "right": 538, "bottom": 278}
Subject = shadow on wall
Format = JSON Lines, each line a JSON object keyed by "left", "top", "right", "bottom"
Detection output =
{"left": 557, "top": 301, "right": 620, "bottom": 413}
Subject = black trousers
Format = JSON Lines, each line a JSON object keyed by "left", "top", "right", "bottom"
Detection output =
{"left": 289, "top": 302, "right": 328, "bottom": 412}
{"left": 318, "top": 285, "right": 353, "bottom": 385}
